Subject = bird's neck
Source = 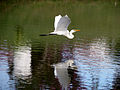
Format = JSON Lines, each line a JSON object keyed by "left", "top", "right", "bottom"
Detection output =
{"left": 70, "top": 32, "right": 74, "bottom": 37}
{"left": 68, "top": 31, "right": 74, "bottom": 39}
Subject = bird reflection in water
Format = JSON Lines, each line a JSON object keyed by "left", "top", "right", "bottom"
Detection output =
{"left": 52, "top": 60, "right": 77, "bottom": 90}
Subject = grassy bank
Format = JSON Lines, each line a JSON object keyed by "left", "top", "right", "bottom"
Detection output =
{"left": 0, "top": 0, "right": 120, "bottom": 12}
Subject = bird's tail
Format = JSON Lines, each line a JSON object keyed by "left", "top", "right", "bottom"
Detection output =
{"left": 40, "top": 34, "right": 49, "bottom": 36}
{"left": 40, "top": 33, "right": 57, "bottom": 36}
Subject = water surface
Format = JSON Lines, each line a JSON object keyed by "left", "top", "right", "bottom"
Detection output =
{"left": 0, "top": 1, "right": 120, "bottom": 90}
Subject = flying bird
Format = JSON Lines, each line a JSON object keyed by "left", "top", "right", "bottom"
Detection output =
{"left": 40, "top": 15, "right": 80, "bottom": 39}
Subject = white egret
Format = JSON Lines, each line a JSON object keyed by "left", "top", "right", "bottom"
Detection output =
{"left": 40, "top": 15, "right": 80, "bottom": 39}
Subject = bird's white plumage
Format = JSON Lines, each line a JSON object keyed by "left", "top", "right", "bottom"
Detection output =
{"left": 54, "top": 15, "right": 71, "bottom": 31}
{"left": 54, "top": 15, "right": 62, "bottom": 30}
{"left": 50, "top": 15, "right": 79, "bottom": 39}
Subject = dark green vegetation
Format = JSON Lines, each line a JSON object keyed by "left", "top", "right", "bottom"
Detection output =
{"left": 0, "top": 0, "right": 120, "bottom": 12}
{"left": 0, "top": 0, "right": 120, "bottom": 42}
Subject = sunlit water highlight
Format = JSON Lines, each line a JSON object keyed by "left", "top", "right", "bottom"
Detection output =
{"left": 73, "top": 38, "right": 118, "bottom": 90}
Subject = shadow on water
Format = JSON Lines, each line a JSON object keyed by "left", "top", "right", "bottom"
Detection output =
{"left": 1, "top": 1, "right": 120, "bottom": 90}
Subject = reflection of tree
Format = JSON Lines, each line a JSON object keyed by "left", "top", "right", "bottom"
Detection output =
{"left": 30, "top": 40, "right": 80, "bottom": 89}
{"left": 111, "top": 37, "right": 120, "bottom": 90}
{"left": 60, "top": 41, "right": 80, "bottom": 89}
{"left": 73, "top": 38, "right": 116, "bottom": 90}
{"left": 0, "top": 40, "right": 15, "bottom": 90}
{"left": 15, "top": 25, "right": 24, "bottom": 45}
{"left": 13, "top": 25, "right": 32, "bottom": 89}
{"left": 112, "top": 69, "right": 120, "bottom": 90}
{"left": 61, "top": 42, "right": 74, "bottom": 61}
{"left": 113, "top": 38, "right": 120, "bottom": 57}
{"left": 31, "top": 43, "right": 62, "bottom": 89}
{"left": 13, "top": 45, "right": 31, "bottom": 79}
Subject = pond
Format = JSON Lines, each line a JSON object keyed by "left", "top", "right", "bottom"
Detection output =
{"left": 0, "top": 1, "right": 120, "bottom": 90}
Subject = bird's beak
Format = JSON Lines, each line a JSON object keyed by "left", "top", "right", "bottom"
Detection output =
{"left": 74, "top": 30, "right": 80, "bottom": 31}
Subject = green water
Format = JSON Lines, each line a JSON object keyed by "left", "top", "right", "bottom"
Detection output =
{"left": 0, "top": 1, "right": 120, "bottom": 90}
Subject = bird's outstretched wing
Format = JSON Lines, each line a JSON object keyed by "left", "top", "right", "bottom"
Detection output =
{"left": 54, "top": 15, "right": 62, "bottom": 30}
{"left": 54, "top": 15, "right": 71, "bottom": 31}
